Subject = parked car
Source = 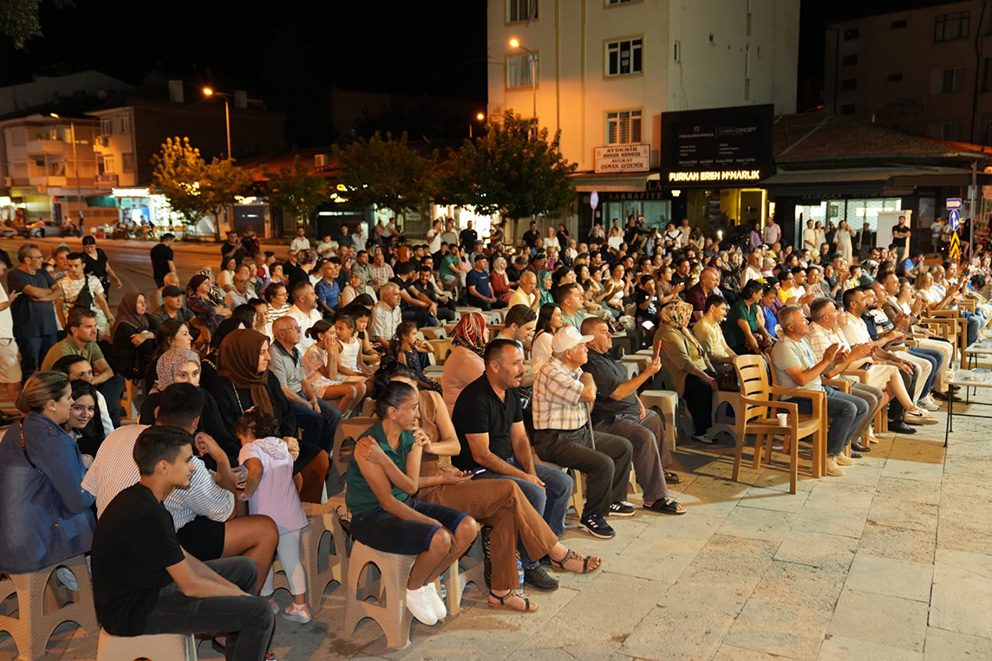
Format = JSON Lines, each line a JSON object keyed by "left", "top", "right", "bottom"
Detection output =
{"left": 18, "top": 221, "right": 65, "bottom": 238}
{"left": 0, "top": 225, "right": 15, "bottom": 238}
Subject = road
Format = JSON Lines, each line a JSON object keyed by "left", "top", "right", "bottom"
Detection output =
{"left": 0, "top": 237, "right": 291, "bottom": 305}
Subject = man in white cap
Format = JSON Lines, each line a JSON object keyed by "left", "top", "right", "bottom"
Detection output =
{"left": 532, "top": 326, "right": 634, "bottom": 540}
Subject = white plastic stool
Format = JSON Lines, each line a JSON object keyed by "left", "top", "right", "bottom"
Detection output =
{"left": 343, "top": 542, "right": 419, "bottom": 649}
{"left": 96, "top": 629, "right": 197, "bottom": 661}
{"left": 640, "top": 390, "right": 679, "bottom": 451}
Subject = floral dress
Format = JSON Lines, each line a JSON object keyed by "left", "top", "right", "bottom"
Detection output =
{"left": 403, "top": 349, "right": 442, "bottom": 393}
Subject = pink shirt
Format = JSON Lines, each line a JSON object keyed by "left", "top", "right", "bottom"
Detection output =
{"left": 440, "top": 346, "right": 485, "bottom": 415}
{"left": 239, "top": 438, "right": 307, "bottom": 535}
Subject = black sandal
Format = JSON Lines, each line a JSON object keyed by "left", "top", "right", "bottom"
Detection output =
{"left": 548, "top": 548, "right": 599, "bottom": 574}
{"left": 488, "top": 590, "right": 537, "bottom": 613}
{"left": 665, "top": 471, "right": 681, "bottom": 484}
{"left": 644, "top": 498, "right": 687, "bottom": 515}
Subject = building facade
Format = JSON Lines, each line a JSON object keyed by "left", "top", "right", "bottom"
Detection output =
{"left": 486, "top": 0, "right": 800, "bottom": 235}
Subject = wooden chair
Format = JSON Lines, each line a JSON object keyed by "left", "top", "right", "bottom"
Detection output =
{"left": 733, "top": 354, "right": 827, "bottom": 494}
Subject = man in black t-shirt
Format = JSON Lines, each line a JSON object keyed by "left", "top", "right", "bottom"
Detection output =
{"left": 459, "top": 220, "right": 478, "bottom": 253}
{"left": 221, "top": 231, "right": 244, "bottom": 269}
{"left": 150, "top": 233, "right": 176, "bottom": 287}
{"left": 892, "top": 215, "right": 911, "bottom": 261}
{"left": 451, "top": 340, "right": 573, "bottom": 589}
{"left": 522, "top": 221, "right": 539, "bottom": 250}
{"left": 91, "top": 426, "right": 274, "bottom": 657}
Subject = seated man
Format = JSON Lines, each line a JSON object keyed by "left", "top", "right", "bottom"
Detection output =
{"left": 411, "top": 264, "right": 456, "bottom": 322}
{"left": 452, "top": 339, "right": 574, "bottom": 591}
{"left": 693, "top": 295, "right": 738, "bottom": 375}
{"left": 580, "top": 317, "right": 685, "bottom": 515}
{"left": 83, "top": 383, "right": 278, "bottom": 592}
{"left": 771, "top": 305, "right": 869, "bottom": 477}
{"left": 90, "top": 425, "right": 274, "bottom": 657}
{"left": 152, "top": 284, "right": 196, "bottom": 327}
{"left": 466, "top": 254, "right": 499, "bottom": 311}
{"left": 532, "top": 326, "right": 633, "bottom": 539}
{"left": 508, "top": 270, "right": 540, "bottom": 311}
{"left": 496, "top": 304, "right": 538, "bottom": 387}
{"left": 314, "top": 258, "right": 342, "bottom": 317}
{"left": 42, "top": 307, "right": 125, "bottom": 427}
{"left": 269, "top": 316, "right": 342, "bottom": 454}
{"left": 393, "top": 261, "right": 439, "bottom": 326}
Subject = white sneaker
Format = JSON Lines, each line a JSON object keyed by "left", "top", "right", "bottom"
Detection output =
{"left": 421, "top": 583, "right": 447, "bottom": 620}
{"left": 55, "top": 567, "right": 79, "bottom": 591}
{"left": 406, "top": 587, "right": 439, "bottom": 625}
{"left": 918, "top": 397, "right": 940, "bottom": 411}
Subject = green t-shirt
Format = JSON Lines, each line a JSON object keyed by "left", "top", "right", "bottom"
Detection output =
{"left": 345, "top": 421, "right": 415, "bottom": 515}
{"left": 724, "top": 300, "right": 758, "bottom": 349}
{"left": 41, "top": 338, "right": 104, "bottom": 371}
{"left": 440, "top": 255, "right": 459, "bottom": 280}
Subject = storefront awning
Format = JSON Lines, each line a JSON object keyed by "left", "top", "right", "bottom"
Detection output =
{"left": 570, "top": 171, "right": 658, "bottom": 193}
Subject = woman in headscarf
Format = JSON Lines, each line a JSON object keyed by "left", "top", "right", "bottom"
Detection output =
{"left": 537, "top": 270, "right": 554, "bottom": 307}
{"left": 200, "top": 318, "right": 246, "bottom": 392}
{"left": 140, "top": 347, "right": 239, "bottom": 464}
{"left": 186, "top": 273, "right": 231, "bottom": 336}
{"left": 109, "top": 292, "right": 157, "bottom": 379}
{"left": 490, "top": 256, "right": 512, "bottom": 305}
{"left": 655, "top": 300, "right": 718, "bottom": 444}
{"left": 440, "top": 311, "right": 489, "bottom": 415}
{"left": 212, "top": 329, "right": 329, "bottom": 502}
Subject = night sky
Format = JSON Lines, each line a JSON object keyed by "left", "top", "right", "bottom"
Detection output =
{"left": 0, "top": 0, "right": 961, "bottom": 144}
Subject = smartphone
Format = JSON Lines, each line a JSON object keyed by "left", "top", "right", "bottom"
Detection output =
{"left": 471, "top": 468, "right": 486, "bottom": 478}
{"left": 655, "top": 341, "right": 663, "bottom": 360}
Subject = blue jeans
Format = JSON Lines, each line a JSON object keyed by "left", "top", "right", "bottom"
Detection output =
{"left": 475, "top": 459, "right": 572, "bottom": 568}
{"left": 15, "top": 333, "right": 57, "bottom": 382}
{"left": 788, "top": 386, "right": 868, "bottom": 456}
{"left": 962, "top": 310, "right": 981, "bottom": 345}
{"left": 909, "top": 346, "right": 942, "bottom": 399}
{"left": 291, "top": 391, "right": 342, "bottom": 454}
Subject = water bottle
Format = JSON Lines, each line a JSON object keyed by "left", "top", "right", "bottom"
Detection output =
{"left": 516, "top": 560, "right": 525, "bottom": 596}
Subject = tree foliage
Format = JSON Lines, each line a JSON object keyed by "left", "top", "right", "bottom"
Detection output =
{"left": 264, "top": 156, "right": 329, "bottom": 227}
{"left": 443, "top": 111, "right": 577, "bottom": 221}
{"left": 0, "top": 0, "right": 72, "bottom": 49}
{"left": 331, "top": 132, "right": 437, "bottom": 217}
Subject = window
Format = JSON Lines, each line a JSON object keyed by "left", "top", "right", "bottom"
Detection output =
{"left": 122, "top": 152, "right": 135, "bottom": 173}
{"left": 982, "top": 57, "right": 992, "bottom": 92}
{"left": 507, "top": 0, "right": 537, "bottom": 23}
{"left": 102, "top": 154, "right": 114, "bottom": 174}
{"left": 888, "top": 73, "right": 904, "bottom": 82}
{"left": 507, "top": 52, "right": 539, "bottom": 88}
{"left": 931, "top": 67, "right": 965, "bottom": 94}
{"left": 100, "top": 117, "right": 112, "bottom": 136}
{"left": 843, "top": 28, "right": 859, "bottom": 40}
{"left": 928, "top": 122, "right": 962, "bottom": 140}
{"left": 841, "top": 78, "right": 857, "bottom": 91}
{"left": 842, "top": 54, "right": 858, "bottom": 66}
{"left": 607, "top": 110, "right": 642, "bottom": 144}
{"left": 607, "top": 38, "right": 643, "bottom": 76}
{"left": 934, "top": 10, "right": 970, "bottom": 42}
{"left": 891, "top": 19, "right": 907, "bottom": 29}
{"left": 119, "top": 114, "right": 130, "bottom": 135}
{"left": 840, "top": 104, "right": 856, "bottom": 115}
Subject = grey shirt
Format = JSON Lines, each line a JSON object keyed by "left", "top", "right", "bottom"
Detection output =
{"left": 771, "top": 335, "right": 821, "bottom": 391}
{"left": 269, "top": 342, "right": 304, "bottom": 393}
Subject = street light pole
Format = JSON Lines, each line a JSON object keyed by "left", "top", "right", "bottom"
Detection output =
{"left": 509, "top": 39, "right": 537, "bottom": 121}
{"left": 202, "top": 87, "right": 232, "bottom": 160}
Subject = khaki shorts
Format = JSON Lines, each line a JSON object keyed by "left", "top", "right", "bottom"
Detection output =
{"left": 0, "top": 339, "right": 20, "bottom": 384}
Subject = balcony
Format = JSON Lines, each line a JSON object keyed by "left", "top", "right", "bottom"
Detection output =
{"left": 24, "top": 139, "right": 66, "bottom": 157}
{"left": 95, "top": 173, "right": 119, "bottom": 189}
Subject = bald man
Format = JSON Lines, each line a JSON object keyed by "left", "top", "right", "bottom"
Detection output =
{"left": 508, "top": 271, "right": 539, "bottom": 311}
{"left": 685, "top": 267, "right": 722, "bottom": 322}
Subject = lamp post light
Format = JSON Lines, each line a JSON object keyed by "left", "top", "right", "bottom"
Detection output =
{"left": 508, "top": 38, "right": 537, "bottom": 121}
{"left": 202, "top": 87, "right": 232, "bottom": 160}
{"left": 470, "top": 112, "right": 486, "bottom": 138}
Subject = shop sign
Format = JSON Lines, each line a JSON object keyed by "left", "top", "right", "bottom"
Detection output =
{"left": 667, "top": 169, "right": 761, "bottom": 182}
{"left": 112, "top": 187, "right": 150, "bottom": 197}
{"left": 594, "top": 144, "right": 650, "bottom": 173}
{"left": 601, "top": 191, "right": 669, "bottom": 201}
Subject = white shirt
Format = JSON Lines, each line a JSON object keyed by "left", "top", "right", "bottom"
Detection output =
{"left": 0, "top": 282, "right": 12, "bottom": 340}
{"left": 287, "top": 304, "right": 322, "bottom": 352}
{"left": 353, "top": 226, "right": 367, "bottom": 253}
{"left": 428, "top": 228, "right": 442, "bottom": 254}
{"left": 290, "top": 237, "right": 311, "bottom": 252}
{"left": 370, "top": 301, "right": 401, "bottom": 343}
{"left": 803, "top": 228, "right": 817, "bottom": 248}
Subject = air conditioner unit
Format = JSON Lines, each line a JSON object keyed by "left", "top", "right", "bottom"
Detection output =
{"left": 314, "top": 153, "right": 328, "bottom": 167}
{"left": 1, "top": 176, "right": 11, "bottom": 187}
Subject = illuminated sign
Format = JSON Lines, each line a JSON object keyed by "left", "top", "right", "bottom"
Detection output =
{"left": 594, "top": 144, "right": 650, "bottom": 173}
{"left": 111, "top": 187, "right": 151, "bottom": 197}
{"left": 668, "top": 170, "right": 762, "bottom": 182}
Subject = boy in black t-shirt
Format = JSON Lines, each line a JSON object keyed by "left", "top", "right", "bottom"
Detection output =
{"left": 91, "top": 426, "right": 273, "bottom": 659}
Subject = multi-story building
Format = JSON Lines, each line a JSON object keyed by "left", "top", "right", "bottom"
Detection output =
{"left": 487, "top": 0, "right": 800, "bottom": 232}
{"left": 824, "top": 0, "right": 992, "bottom": 144}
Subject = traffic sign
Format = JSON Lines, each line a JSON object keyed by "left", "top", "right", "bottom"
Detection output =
{"left": 590, "top": 191, "right": 599, "bottom": 210}
{"left": 949, "top": 209, "right": 960, "bottom": 231}
{"left": 946, "top": 198, "right": 963, "bottom": 210}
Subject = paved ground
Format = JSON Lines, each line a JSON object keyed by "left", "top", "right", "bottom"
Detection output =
{"left": 3, "top": 382, "right": 991, "bottom": 660}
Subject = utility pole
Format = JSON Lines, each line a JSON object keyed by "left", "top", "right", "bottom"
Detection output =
{"left": 970, "top": 160, "right": 978, "bottom": 258}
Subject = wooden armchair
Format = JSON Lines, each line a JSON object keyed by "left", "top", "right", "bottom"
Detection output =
{"left": 732, "top": 354, "right": 827, "bottom": 494}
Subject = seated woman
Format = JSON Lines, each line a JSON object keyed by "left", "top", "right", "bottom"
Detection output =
{"left": 213, "top": 328, "right": 328, "bottom": 502}
{"left": 263, "top": 281, "right": 292, "bottom": 338}
{"left": 301, "top": 319, "right": 365, "bottom": 416}
{"left": 378, "top": 363, "right": 601, "bottom": 612}
{"left": 656, "top": 301, "right": 718, "bottom": 444}
{"left": 140, "top": 347, "right": 240, "bottom": 464}
{"left": 236, "top": 411, "right": 312, "bottom": 624}
{"left": 531, "top": 303, "right": 563, "bottom": 370}
{"left": 345, "top": 380, "right": 478, "bottom": 626}
{"left": 186, "top": 273, "right": 231, "bottom": 336}
{"left": 344, "top": 302, "right": 382, "bottom": 367}
{"left": 0, "top": 371, "right": 96, "bottom": 574}
{"left": 199, "top": 317, "right": 246, "bottom": 392}
{"left": 490, "top": 257, "right": 513, "bottom": 306}
{"left": 392, "top": 322, "right": 440, "bottom": 393}
{"left": 109, "top": 292, "right": 157, "bottom": 380}
{"left": 724, "top": 279, "right": 766, "bottom": 355}
{"left": 217, "top": 256, "right": 237, "bottom": 292}
{"left": 143, "top": 319, "right": 194, "bottom": 393}
{"left": 66, "top": 379, "right": 105, "bottom": 461}
{"left": 440, "top": 312, "right": 489, "bottom": 415}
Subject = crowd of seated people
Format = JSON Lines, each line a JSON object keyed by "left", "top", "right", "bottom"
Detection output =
{"left": 2, "top": 216, "right": 991, "bottom": 655}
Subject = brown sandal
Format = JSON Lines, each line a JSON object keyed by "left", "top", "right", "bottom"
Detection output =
{"left": 488, "top": 590, "right": 538, "bottom": 613}
{"left": 549, "top": 548, "right": 601, "bottom": 574}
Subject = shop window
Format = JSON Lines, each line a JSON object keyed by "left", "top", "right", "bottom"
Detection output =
{"left": 842, "top": 54, "right": 858, "bottom": 66}
{"left": 931, "top": 67, "right": 965, "bottom": 94}
{"left": 607, "top": 38, "right": 643, "bottom": 76}
{"left": 100, "top": 117, "right": 112, "bottom": 136}
{"left": 841, "top": 78, "right": 857, "bottom": 91}
{"left": 507, "top": 0, "right": 537, "bottom": 23}
{"left": 888, "top": 73, "right": 903, "bottom": 82}
{"left": 507, "top": 52, "right": 539, "bottom": 89}
{"left": 122, "top": 152, "right": 135, "bottom": 173}
{"left": 606, "top": 110, "right": 642, "bottom": 144}
{"left": 934, "top": 10, "right": 970, "bottom": 42}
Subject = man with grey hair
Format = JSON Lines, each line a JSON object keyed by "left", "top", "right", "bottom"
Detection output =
{"left": 807, "top": 297, "right": 884, "bottom": 451}
{"left": 770, "top": 305, "right": 869, "bottom": 477}
{"left": 532, "top": 326, "right": 633, "bottom": 539}
{"left": 370, "top": 281, "right": 402, "bottom": 348}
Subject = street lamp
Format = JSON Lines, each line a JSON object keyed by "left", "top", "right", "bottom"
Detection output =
{"left": 508, "top": 38, "right": 537, "bottom": 120}
{"left": 202, "top": 87, "right": 232, "bottom": 160}
{"left": 470, "top": 112, "right": 486, "bottom": 138}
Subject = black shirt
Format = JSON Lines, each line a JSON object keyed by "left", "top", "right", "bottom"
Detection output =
{"left": 459, "top": 228, "right": 478, "bottom": 252}
{"left": 91, "top": 483, "right": 185, "bottom": 636}
{"left": 582, "top": 349, "right": 638, "bottom": 422}
{"left": 284, "top": 261, "right": 309, "bottom": 292}
{"left": 221, "top": 241, "right": 244, "bottom": 268}
{"left": 451, "top": 374, "right": 522, "bottom": 471}
{"left": 150, "top": 243, "right": 174, "bottom": 286}
{"left": 83, "top": 248, "right": 109, "bottom": 278}
{"left": 522, "top": 229, "right": 539, "bottom": 248}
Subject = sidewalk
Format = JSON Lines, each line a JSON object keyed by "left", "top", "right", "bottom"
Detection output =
{"left": 11, "top": 380, "right": 991, "bottom": 661}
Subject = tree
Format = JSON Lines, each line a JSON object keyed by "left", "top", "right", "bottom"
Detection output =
{"left": 331, "top": 132, "right": 437, "bottom": 219}
{"left": 1, "top": 0, "right": 72, "bottom": 49}
{"left": 264, "top": 156, "right": 329, "bottom": 228}
{"left": 200, "top": 157, "right": 255, "bottom": 238}
{"left": 443, "top": 110, "right": 577, "bottom": 222}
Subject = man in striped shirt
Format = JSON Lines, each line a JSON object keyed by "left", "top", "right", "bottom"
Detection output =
{"left": 82, "top": 383, "right": 277, "bottom": 592}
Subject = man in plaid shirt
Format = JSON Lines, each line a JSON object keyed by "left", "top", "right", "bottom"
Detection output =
{"left": 532, "top": 326, "right": 633, "bottom": 540}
